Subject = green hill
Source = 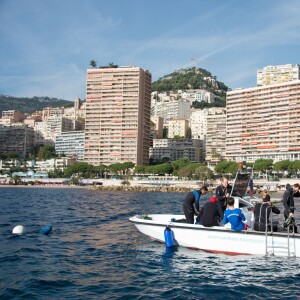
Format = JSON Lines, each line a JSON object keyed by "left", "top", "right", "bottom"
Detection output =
{"left": 0, "top": 95, "right": 73, "bottom": 114}
{"left": 152, "top": 67, "right": 229, "bottom": 99}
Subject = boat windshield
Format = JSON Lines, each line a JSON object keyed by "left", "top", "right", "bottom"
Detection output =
{"left": 231, "top": 172, "right": 251, "bottom": 198}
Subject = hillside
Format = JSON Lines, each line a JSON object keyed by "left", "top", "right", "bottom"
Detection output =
{"left": 152, "top": 67, "right": 229, "bottom": 100}
{"left": 0, "top": 95, "right": 73, "bottom": 114}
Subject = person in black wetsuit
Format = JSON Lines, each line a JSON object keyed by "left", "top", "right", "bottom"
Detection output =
{"left": 182, "top": 186, "right": 208, "bottom": 224}
{"left": 197, "top": 196, "right": 224, "bottom": 227}
{"left": 215, "top": 177, "right": 232, "bottom": 211}
{"left": 283, "top": 184, "right": 295, "bottom": 219}
{"left": 195, "top": 186, "right": 209, "bottom": 214}
{"left": 254, "top": 195, "right": 280, "bottom": 232}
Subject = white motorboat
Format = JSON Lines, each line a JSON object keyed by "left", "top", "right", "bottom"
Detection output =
{"left": 130, "top": 172, "right": 299, "bottom": 257}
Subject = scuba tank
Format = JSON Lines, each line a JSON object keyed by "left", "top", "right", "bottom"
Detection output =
{"left": 164, "top": 226, "right": 175, "bottom": 247}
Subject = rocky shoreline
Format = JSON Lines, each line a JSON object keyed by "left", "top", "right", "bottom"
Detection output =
{"left": 91, "top": 185, "right": 197, "bottom": 193}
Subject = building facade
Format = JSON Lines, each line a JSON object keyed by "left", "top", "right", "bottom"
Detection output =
{"left": 194, "top": 90, "right": 215, "bottom": 103}
{"left": 150, "top": 116, "right": 163, "bottom": 139}
{"left": 151, "top": 99, "right": 190, "bottom": 124}
{"left": 55, "top": 131, "right": 85, "bottom": 160}
{"left": 205, "top": 111, "right": 226, "bottom": 163}
{"left": 34, "top": 116, "right": 73, "bottom": 145}
{"left": 0, "top": 110, "right": 25, "bottom": 126}
{"left": 168, "top": 118, "right": 189, "bottom": 138}
{"left": 42, "top": 107, "right": 65, "bottom": 120}
{"left": 150, "top": 139, "right": 203, "bottom": 163}
{"left": 226, "top": 80, "right": 300, "bottom": 162}
{"left": 0, "top": 125, "right": 34, "bottom": 159}
{"left": 257, "top": 64, "right": 300, "bottom": 86}
{"left": 84, "top": 66, "right": 152, "bottom": 166}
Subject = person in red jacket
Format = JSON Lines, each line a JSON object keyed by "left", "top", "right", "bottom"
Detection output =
{"left": 197, "top": 196, "right": 224, "bottom": 227}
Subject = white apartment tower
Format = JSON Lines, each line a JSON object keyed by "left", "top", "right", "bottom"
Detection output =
{"left": 84, "top": 67, "right": 152, "bottom": 166}
{"left": 226, "top": 80, "right": 300, "bottom": 162}
{"left": 257, "top": 64, "right": 300, "bottom": 86}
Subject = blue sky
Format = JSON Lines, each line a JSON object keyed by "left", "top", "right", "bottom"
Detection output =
{"left": 1, "top": 0, "right": 300, "bottom": 100}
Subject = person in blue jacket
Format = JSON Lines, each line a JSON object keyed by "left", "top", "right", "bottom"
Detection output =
{"left": 223, "top": 197, "right": 247, "bottom": 231}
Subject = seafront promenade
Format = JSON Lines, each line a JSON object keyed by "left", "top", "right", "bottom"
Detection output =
{"left": 1, "top": 177, "right": 299, "bottom": 194}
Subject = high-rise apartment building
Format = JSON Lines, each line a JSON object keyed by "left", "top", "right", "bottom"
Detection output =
{"left": 84, "top": 67, "right": 151, "bottom": 166}
{"left": 205, "top": 110, "right": 226, "bottom": 163}
{"left": 226, "top": 80, "right": 300, "bottom": 163}
{"left": 257, "top": 64, "right": 300, "bottom": 86}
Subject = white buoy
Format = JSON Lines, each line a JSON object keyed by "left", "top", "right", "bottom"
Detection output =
{"left": 12, "top": 225, "right": 25, "bottom": 235}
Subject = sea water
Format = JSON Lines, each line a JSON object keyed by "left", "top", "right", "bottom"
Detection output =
{"left": 0, "top": 187, "right": 300, "bottom": 299}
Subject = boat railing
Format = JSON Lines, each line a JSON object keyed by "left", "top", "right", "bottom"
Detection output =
{"left": 265, "top": 208, "right": 295, "bottom": 257}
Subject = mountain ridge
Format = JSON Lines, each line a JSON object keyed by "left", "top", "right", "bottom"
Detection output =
{"left": 0, "top": 94, "right": 73, "bottom": 115}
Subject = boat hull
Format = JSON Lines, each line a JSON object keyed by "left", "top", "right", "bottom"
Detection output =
{"left": 130, "top": 214, "right": 300, "bottom": 257}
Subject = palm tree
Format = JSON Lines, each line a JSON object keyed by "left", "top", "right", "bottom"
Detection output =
{"left": 89, "top": 60, "right": 97, "bottom": 68}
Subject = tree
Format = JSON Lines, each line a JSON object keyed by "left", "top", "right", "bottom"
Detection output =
{"left": 122, "top": 162, "right": 135, "bottom": 175}
{"left": 70, "top": 177, "right": 80, "bottom": 185}
{"left": 173, "top": 135, "right": 184, "bottom": 139}
{"left": 109, "top": 163, "right": 123, "bottom": 174}
{"left": 214, "top": 161, "right": 237, "bottom": 176}
{"left": 144, "top": 165, "right": 156, "bottom": 174}
{"left": 253, "top": 159, "right": 273, "bottom": 173}
{"left": 27, "top": 145, "right": 41, "bottom": 160}
{"left": 108, "top": 62, "right": 118, "bottom": 68}
{"left": 273, "top": 160, "right": 290, "bottom": 173}
{"left": 288, "top": 160, "right": 300, "bottom": 176}
{"left": 163, "top": 127, "right": 168, "bottom": 138}
{"left": 5, "top": 152, "right": 19, "bottom": 159}
{"left": 194, "top": 166, "right": 214, "bottom": 180}
{"left": 186, "top": 163, "right": 203, "bottom": 172}
{"left": 12, "top": 175, "right": 21, "bottom": 185}
{"left": 172, "top": 158, "right": 190, "bottom": 171}
{"left": 214, "top": 161, "right": 231, "bottom": 175}
{"left": 121, "top": 180, "right": 130, "bottom": 186}
{"left": 226, "top": 162, "right": 238, "bottom": 175}
{"left": 64, "top": 162, "right": 93, "bottom": 178}
{"left": 177, "top": 167, "right": 193, "bottom": 179}
{"left": 0, "top": 153, "right": 7, "bottom": 160}
{"left": 186, "top": 127, "right": 192, "bottom": 139}
{"left": 134, "top": 165, "right": 146, "bottom": 174}
{"left": 93, "top": 164, "right": 107, "bottom": 178}
{"left": 151, "top": 163, "right": 173, "bottom": 175}
{"left": 37, "top": 145, "right": 57, "bottom": 160}
{"left": 48, "top": 168, "right": 64, "bottom": 178}
{"left": 90, "top": 60, "right": 97, "bottom": 68}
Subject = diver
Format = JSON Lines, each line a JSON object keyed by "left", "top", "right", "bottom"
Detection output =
{"left": 182, "top": 186, "right": 208, "bottom": 224}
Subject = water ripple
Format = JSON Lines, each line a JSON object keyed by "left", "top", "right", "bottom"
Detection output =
{"left": 0, "top": 187, "right": 300, "bottom": 299}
